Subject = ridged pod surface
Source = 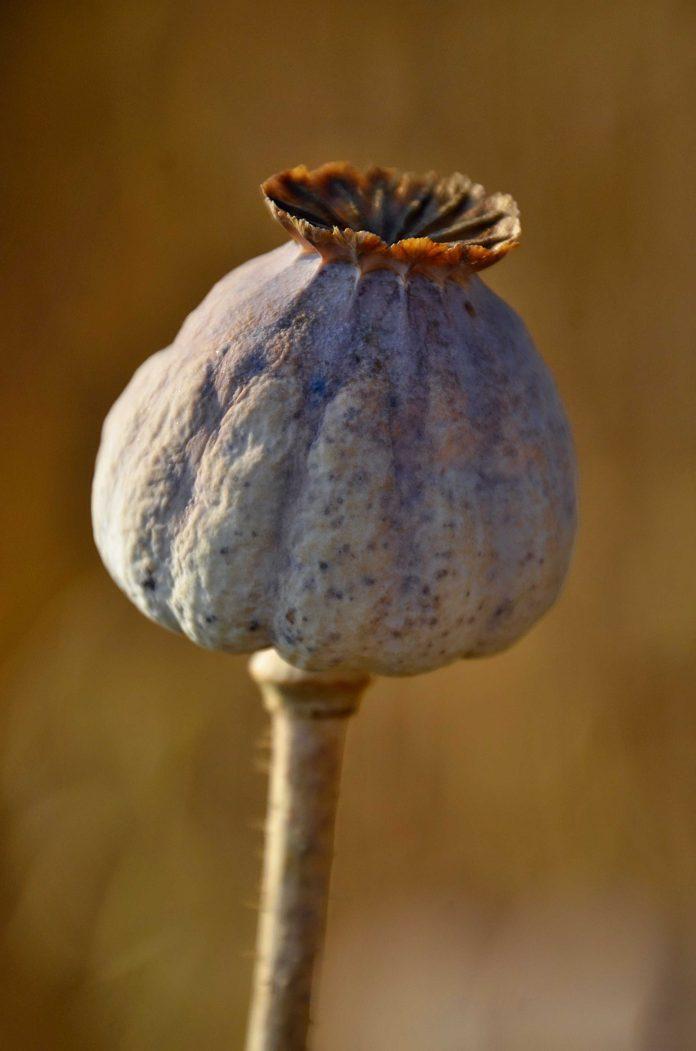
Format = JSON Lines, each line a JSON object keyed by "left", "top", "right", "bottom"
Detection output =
{"left": 92, "top": 164, "right": 576, "bottom": 675}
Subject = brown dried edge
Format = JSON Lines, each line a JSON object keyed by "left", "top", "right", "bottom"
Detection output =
{"left": 261, "top": 162, "right": 520, "bottom": 275}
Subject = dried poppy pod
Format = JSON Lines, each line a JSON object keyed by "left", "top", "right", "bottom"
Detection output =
{"left": 93, "top": 163, "right": 577, "bottom": 1051}
{"left": 92, "top": 162, "right": 576, "bottom": 677}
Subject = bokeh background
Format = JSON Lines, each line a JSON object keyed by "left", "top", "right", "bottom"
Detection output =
{"left": 2, "top": 2, "right": 695, "bottom": 1048}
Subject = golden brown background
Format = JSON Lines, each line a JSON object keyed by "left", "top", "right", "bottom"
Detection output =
{"left": 1, "top": 2, "right": 695, "bottom": 1048}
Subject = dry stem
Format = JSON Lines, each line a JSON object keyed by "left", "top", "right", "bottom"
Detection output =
{"left": 245, "top": 649, "right": 372, "bottom": 1051}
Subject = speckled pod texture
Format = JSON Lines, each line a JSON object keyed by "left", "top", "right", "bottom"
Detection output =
{"left": 93, "top": 237, "right": 576, "bottom": 676}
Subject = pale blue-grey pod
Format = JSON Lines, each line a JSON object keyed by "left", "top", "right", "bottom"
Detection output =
{"left": 92, "top": 163, "right": 576, "bottom": 675}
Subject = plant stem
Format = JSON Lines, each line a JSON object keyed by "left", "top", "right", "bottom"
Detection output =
{"left": 246, "top": 649, "right": 372, "bottom": 1051}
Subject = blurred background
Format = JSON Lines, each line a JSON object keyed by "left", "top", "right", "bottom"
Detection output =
{"left": 1, "top": 1, "right": 695, "bottom": 1048}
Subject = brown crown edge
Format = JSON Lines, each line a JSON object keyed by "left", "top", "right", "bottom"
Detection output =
{"left": 261, "top": 162, "right": 521, "bottom": 278}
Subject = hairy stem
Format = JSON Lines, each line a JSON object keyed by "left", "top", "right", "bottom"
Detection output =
{"left": 246, "top": 649, "right": 372, "bottom": 1051}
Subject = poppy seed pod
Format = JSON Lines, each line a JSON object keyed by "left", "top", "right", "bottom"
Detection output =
{"left": 92, "top": 163, "right": 576, "bottom": 676}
